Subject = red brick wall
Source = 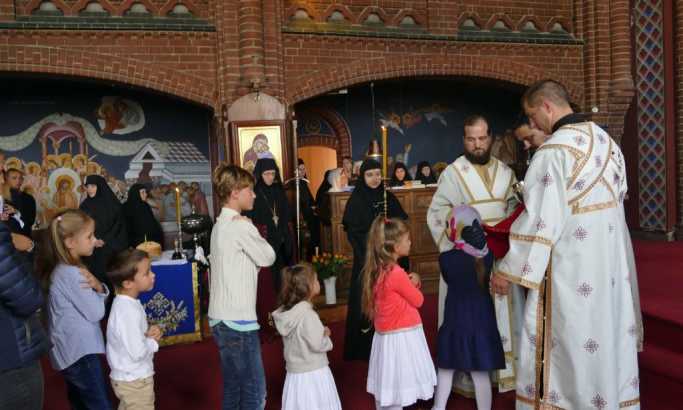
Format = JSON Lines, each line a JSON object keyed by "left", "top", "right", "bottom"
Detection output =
{"left": 0, "top": 30, "right": 217, "bottom": 107}
{"left": 0, "top": 0, "right": 14, "bottom": 21}
{"left": 282, "top": 36, "right": 584, "bottom": 105}
{"left": 284, "top": 0, "right": 572, "bottom": 33}
{"left": 13, "top": 0, "right": 212, "bottom": 19}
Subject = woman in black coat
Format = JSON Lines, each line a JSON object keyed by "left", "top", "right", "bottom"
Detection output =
{"left": 342, "top": 159, "right": 408, "bottom": 361}
{"left": 122, "top": 184, "right": 163, "bottom": 248}
{"left": 79, "top": 175, "right": 128, "bottom": 284}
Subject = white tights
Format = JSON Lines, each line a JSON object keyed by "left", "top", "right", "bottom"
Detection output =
{"left": 432, "top": 368, "right": 492, "bottom": 410}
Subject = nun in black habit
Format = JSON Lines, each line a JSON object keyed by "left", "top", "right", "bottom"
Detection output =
{"left": 415, "top": 160, "right": 438, "bottom": 184}
{"left": 315, "top": 169, "right": 334, "bottom": 227}
{"left": 123, "top": 184, "right": 163, "bottom": 248}
{"left": 342, "top": 159, "right": 408, "bottom": 361}
{"left": 79, "top": 175, "right": 128, "bottom": 284}
{"left": 246, "top": 158, "right": 293, "bottom": 292}
{"left": 389, "top": 161, "right": 413, "bottom": 187}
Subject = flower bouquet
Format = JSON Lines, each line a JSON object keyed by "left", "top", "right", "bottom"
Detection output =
{"left": 312, "top": 252, "right": 347, "bottom": 304}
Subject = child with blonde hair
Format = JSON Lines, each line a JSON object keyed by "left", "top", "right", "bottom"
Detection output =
{"left": 272, "top": 263, "right": 341, "bottom": 410}
{"left": 363, "top": 217, "right": 436, "bottom": 410}
{"left": 37, "top": 209, "right": 112, "bottom": 409}
{"left": 209, "top": 163, "right": 276, "bottom": 409}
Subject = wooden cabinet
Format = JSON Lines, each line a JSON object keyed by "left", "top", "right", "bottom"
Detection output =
{"left": 322, "top": 187, "right": 440, "bottom": 294}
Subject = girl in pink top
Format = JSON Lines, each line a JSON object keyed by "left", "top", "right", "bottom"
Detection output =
{"left": 362, "top": 217, "right": 436, "bottom": 410}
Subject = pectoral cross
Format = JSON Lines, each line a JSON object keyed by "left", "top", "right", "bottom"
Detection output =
{"left": 272, "top": 214, "right": 279, "bottom": 227}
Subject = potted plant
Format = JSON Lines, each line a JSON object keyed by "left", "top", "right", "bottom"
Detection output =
{"left": 312, "top": 251, "right": 347, "bottom": 304}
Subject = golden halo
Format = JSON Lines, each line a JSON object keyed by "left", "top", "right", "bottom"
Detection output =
{"left": 4, "top": 157, "right": 23, "bottom": 171}
{"left": 86, "top": 162, "right": 102, "bottom": 175}
{"left": 26, "top": 162, "right": 41, "bottom": 176}
{"left": 55, "top": 174, "right": 75, "bottom": 191}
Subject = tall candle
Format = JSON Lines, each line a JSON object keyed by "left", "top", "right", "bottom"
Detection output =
{"left": 381, "top": 125, "right": 388, "bottom": 179}
{"left": 175, "top": 187, "right": 181, "bottom": 226}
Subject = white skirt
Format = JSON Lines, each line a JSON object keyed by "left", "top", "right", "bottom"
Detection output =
{"left": 282, "top": 366, "right": 341, "bottom": 410}
{"left": 367, "top": 325, "right": 437, "bottom": 407}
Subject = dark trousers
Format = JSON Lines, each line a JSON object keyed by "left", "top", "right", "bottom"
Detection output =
{"left": 61, "top": 354, "right": 112, "bottom": 410}
{"left": 0, "top": 360, "right": 43, "bottom": 410}
{"left": 212, "top": 323, "right": 266, "bottom": 410}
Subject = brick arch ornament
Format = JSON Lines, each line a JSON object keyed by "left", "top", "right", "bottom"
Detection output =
{"left": 0, "top": 45, "right": 215, "bottom": 108}
{"left": 286, "top": 55, "right": 583, "bottom": 105}
{"left": 297, "top": 107, "right": 352, "bottom": 164}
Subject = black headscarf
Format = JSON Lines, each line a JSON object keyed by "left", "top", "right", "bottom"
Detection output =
{"left": 342, "top": 159, "right": 407, "bottom": 235}
{"left": 315, "top": 169, "right": 334, "bottom": 225}
{"left": 316, "top": 169, "right": 333, "bottom": 206}
{"left": 79, "top": 174, "right": 128, "bottom": 282}
{"left": 415, "top": 161, "right": 437, "bottom": 184}
{"left": 247, "top": 159, "right": 292, "bottom": 256}
{"left": 123, "top": 184, "right": 163, "bottom": 247}
{"left": 389, "top": 162, "right": 412, "bottom": 187}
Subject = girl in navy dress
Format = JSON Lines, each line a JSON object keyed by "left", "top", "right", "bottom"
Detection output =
{"left": 432, "top": 205, "right": 505, "bottom": 410}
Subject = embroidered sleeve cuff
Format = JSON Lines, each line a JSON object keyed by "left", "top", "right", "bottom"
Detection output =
{"left": 496, "top": 269, "right": 542, "bottom": 290}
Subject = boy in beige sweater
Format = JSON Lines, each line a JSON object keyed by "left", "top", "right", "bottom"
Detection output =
{"left": 208, "top": 164, "right": 275, "bottom": 410}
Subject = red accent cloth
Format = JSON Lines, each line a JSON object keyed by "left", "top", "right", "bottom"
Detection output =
{"left": 372, "top": 264, "right": 423, "bottom": 333}
{"left": 483, "top": 204, "right": 525, "bottom": 259}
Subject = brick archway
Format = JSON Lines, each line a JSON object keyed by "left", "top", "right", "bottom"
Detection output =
{"left": 1, "top": 45, "right": 215, "bottom": 108}
{"left": 297, "top": 107, "right": 352, "bottom": 164}
{"left": 286, "top": 55, "right": 583, "bottom": 105}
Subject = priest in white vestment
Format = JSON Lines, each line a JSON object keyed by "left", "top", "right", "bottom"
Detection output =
{"left": 492, "top": 80, "right": 641, "bottom": 409}
{"left": 427, "top": 115, "right": 522, "bottom": 395}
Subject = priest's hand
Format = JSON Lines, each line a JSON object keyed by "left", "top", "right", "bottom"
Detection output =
{"left": 323, "top": 326, "right": 331, "bottom": 338}
{"left": 94, "top": 239, "right": 105, "bottom": 248}
{"left": 490, "top": 273, "right": 510, "bottom": 295}
{"left": 408, "top": 272, "right": 422, "bottom": 288}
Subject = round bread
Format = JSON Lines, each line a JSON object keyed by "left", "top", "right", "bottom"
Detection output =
{"left": 136, "top": 241, "right": 162, "bottom": 258}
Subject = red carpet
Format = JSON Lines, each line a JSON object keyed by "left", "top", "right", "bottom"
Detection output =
{"left": 42, "top": 239, "right": 681, "bottom": 409}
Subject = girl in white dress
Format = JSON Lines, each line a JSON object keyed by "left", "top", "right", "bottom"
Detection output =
{"left": 272, "top": 263, "right": 342, "bottom": 410}
{"left": 363, "top": 217, "right": 436, "bottom": 410}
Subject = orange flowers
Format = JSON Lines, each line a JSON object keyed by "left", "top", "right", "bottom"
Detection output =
{"left": 312, "top": 253, "right": 348, "bottom": 280}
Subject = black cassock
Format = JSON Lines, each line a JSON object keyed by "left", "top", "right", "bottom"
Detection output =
{"left": 342, "top": 164, "right": 408, "bottom": 361}
{"left": 246, "top": 159, "right": 293, "bottom": 293}
{"left": 80, "top": 175, "right": 128, "bottom": 285}
{"left": 122, "top": 184, "right": 163, "bottom": 248}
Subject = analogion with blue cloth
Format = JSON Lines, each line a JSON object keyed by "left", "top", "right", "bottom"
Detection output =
{"left": 139, "top": 257, "right": 202, "bottom": 346}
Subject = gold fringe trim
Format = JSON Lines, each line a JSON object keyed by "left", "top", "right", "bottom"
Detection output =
{"left": 566, "top": 125, "right": 595, "bottom": 191}
{"left": 510, "top": 233, "right": 553, "bottom": 247}
{"left": 620, "top": 398, "right": 640, "bottom": 408}
{"left": 536, "top": 144, "right": 585, "bottom": 160}
{"left": 571, "top": 200, "right": 616, "bottom": 215}
{"left": 497, "top": 269, "right": 541, "bottom": 290}
{"left": 568, "top": 138, "right": 612, "bottom": 206}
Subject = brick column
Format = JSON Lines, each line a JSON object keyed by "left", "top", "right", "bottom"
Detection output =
{"left": 238, "top": 0, "right": 266, "bottom": 96}
{"left": 607, "top": 0, "right": 636, "bottom": 143}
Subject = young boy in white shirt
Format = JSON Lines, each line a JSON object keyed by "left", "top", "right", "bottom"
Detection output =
{"left": 208, "top": 164, "right": 276, "bottom": 410}
{"left": 106, "top": 249, "right": 162, "bottom": 410}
